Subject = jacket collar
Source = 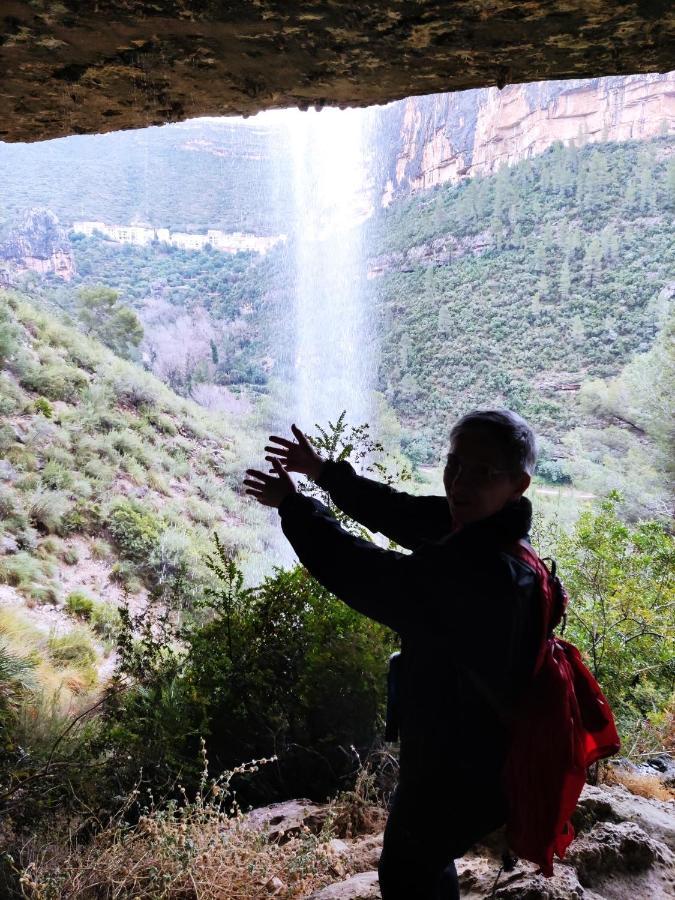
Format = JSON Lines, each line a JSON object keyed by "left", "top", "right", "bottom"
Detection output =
{"left": 448, "top": 496, "right": 532, "bottom": 547}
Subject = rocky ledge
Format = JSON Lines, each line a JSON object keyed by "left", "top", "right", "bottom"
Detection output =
{"left": 2, "top": 2, "right": 674, "bottom": 142}
{"left": 246, "top": 761, "right": 675, "bottom": 899}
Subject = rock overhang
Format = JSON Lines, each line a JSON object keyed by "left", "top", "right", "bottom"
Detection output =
{"left": 1, "top": 0, "right": 674, "bottom": 143}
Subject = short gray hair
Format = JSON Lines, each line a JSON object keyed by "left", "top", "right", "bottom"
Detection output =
{"left": 449, "top": 409, "right": 537, "bottom": 475}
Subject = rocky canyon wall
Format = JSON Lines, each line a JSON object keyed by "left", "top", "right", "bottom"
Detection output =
{"left": 376, "top": 72, "right": 675, "bottom": 204}
{"left": 0, "top": 209, "right": 75, "bottom": 281}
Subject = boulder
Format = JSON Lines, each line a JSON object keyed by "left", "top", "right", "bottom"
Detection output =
{"left": 642, "top": 753, "right": 675, "bottom": 789}
{"left": 307, "top": 870, "right": 381, "bottom": 900}
{"left": 566, "top": 821, "right": 669, "bottom": 886}
{"left": 0, "top": 460, "right": 18, "bottom": 482}
{"left": 0, "top": 534, "right": 19, "bottom": 555}
{"left": 244, "top": 798, "right": 330, "bottom": 843}
{"left": 577, "top": 783, "right": 675, "bottom": 851}
{"left": 458, "top": 855, "right": 591, "bottom": 900}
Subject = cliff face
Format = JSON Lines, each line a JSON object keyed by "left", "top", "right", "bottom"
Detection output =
{"left": 0, "top": 209, "right": 75, "bottom": 281}
{"left": 377, "top": 72, "right": 675, "bottom": 203}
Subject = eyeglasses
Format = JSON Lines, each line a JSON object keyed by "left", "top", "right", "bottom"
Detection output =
{"left": 444, "top": 453, "right": 510, "bottom": 485}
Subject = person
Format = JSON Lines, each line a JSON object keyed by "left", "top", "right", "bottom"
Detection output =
{"left": 244, "top": 409, "right": 543, "bottom": 900}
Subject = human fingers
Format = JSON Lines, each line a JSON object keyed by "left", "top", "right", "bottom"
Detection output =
{"left": 244, "top": 469, "right": 272, "bottom": 485}
{"left": 265, "top": 455, "right": 288, "bottom": 470}
{"left": 271, "top": 457, "right": 294, "bottom": 482}
{"left": 267, "top": 435, "right": 294, "bottom": 448}
{"left": 264, "top": 445, "right": 289, "bottom": 456}
{"left": 291, "top": 423, "right": 310, "bottom": 446}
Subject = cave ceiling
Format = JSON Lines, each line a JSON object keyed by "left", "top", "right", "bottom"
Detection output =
{"left": 1, "top": 1, "right": 674, "bottom": 143}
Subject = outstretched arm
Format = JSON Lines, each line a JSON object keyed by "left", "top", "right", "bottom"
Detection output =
{"left": 278, "top": 492, "right": 433, "bottom": 632}
{"left": 315, "top": 459, "right": 451, "bottom": 549}
{"left": 265, "top": 425, "right": 452, "bottom": 550}
{"left": 244, "top": 459, "right": 428, "bottom": 630}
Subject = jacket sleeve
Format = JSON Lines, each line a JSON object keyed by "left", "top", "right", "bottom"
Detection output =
{"left": 278, "top": 493, "right": 541, "bottom": 682}
{"left": 278, "top": 492, "right": 425, "bottom": 632}
{"left": 315, "top": 459, "right": 452, "bottom": 550}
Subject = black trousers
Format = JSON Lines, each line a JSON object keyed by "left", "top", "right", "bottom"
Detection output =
{"left": 378, "top": 775, "right": 507, "bottom": 900}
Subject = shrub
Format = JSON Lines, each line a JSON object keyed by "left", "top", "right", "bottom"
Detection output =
{"left": 35, "top": 537, "right": 59, "bottom": 559}
{"left": 8, "top": 448, "right": 38, "bottom": 474}
{"left": 106, "top": 542, "right": 395, "bottom": 805}
{"left": 110, "top": 561, "right": 144, "bottom": 594}
{"left": 89, "top": 539, "right": 112, "bottom": 561}
{"left": 34, "top": 397, "right": 53, "bottom": 418}
{"left": 90, "top": 602, "right": 122, "bottom": 643}
{"left": 29, "top": 490, "right": 73, "bottom": 536}
{"left": 81, "top": 456, "right": 115, "bottom": 487}
{"left": 59, "top": 545, "right": 80, "bottom": 565}
{"left": 0, "top": 552, "right": 46, "bottom": 589}
{"left": 147, "top": 469, "right": 171, "bottom": 495}
{"left": 65, "top": 592, "right": 95, "bottom": 620}
{"left": 107, "top": 499, "right": 163, "bottom": 565}
{"left": 0, "top": 424, "right": 16, "bottom": 453}
{"left": 0, "top": 307, "right": 18, "bottom": 367}
{"left": 62, "top": 500, "right": 100, "bottom": 534}
{"left": 108, "top": 369, "right": 160, "bottom": 411}
{"left": 48, "top": 629, "right": 97, "bottom": 670}
{"left": 41, "top": 460, "right": 73, "bottom": 491}
{"left": 0, "top": 373, "right": 22, "bottom": 415}
{"left": 186, "top": 497, "right": 217, "bottom": 527}
{"left": 0, "top": 488, "right": 24, "bottom": 525}
{"left": 145, "top": 409, "right": 177, "bottom": 435}
{"left": 556, "top": 493, "right": 675, "bottom": 755}
{"left": 148, "top": 528, "right": 200, "bottom": 607}
{"left": 19, "top": 363, "right": 89, "bottom": 402}
{"left": 27, "top": 582, "right": 59, "bottom": 605}
{"left": 10, "top": 756, "right": 348, "bottom": 900}
{"left": 110, "top": 429, "right": 148, "bottom": 466}
{"left": 120, "top": 457, "right": 146, "bottom": 484}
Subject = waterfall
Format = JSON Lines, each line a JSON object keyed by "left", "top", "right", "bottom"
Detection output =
{"left": 286, "top": 107, "right": 374, "bottom": 433}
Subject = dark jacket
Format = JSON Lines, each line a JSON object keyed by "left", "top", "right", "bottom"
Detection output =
{"left": 278, "top": 460, "right": 542, "bottom": 788}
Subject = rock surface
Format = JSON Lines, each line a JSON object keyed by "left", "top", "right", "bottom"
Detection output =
{"left": 301, "top": 776, "right": 675, "bottom": 900}
{"left": 376, "top": 73, "right": 675, "bottom": 203}
{"left": 244, "top": 798, "right": 330, "bottom": 843}
{"left": 0, "top": 208, "right": 75, "bottom": 280}
{"left": 1, "top": 2, "right": 674, "bottom": 142}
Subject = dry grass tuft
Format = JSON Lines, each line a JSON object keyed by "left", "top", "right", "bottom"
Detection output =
{"left": 11, "top": 744, "right": 375, "bottom": 900}
{"left": 603, "top": 767, "right": 674, "bottom": 802}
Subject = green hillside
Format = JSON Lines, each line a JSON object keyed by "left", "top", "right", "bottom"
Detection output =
{"left": 367, "top": 138, "right": 675, "bottom": 469}
{"left": 0, "top": 289, "right": 276, "bottom": 624}
{"left": 4, "top": 137, "right": 673, "bottom": 522}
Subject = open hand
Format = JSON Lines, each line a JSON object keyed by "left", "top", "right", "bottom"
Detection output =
{"left": 265, "top": 424, "right": 325, "bottom": 481}
{"left": 244, "top": 458, "right": 296, "bottom": 508}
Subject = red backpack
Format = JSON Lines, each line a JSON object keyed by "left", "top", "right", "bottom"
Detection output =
{"left": 504, "top": 540, "right": 621, "bottom": 875}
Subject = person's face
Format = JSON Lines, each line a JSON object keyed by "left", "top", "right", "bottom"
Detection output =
{"left": 443, "top": 427, "right": 531, "bottom": 526}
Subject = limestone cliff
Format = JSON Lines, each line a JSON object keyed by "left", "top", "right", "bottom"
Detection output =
{"left": 0, "top": 209, "right": 75, "bottom": 281}
{"left": 377, "top": 71, "right": 675, "bottom": 204}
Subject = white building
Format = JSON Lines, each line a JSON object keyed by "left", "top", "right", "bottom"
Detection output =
{"left": 72, "top": 221, "right": 287, "bottom": 256}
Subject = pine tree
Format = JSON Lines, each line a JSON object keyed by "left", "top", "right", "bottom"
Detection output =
{"left": 76, "top": 285, "right": 143, "bottom": 359}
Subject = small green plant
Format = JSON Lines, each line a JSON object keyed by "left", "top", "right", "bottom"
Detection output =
{"left": 29, "top": 489, "right": 73, "bottom": 536}
{"left": 59, "top": 545, "right": 80, "bottom": 565}
{"left": 89, "top": 538, "right": 112, "bottom": 561}
{"left": 107, "top": 499, "right": 163, "bottom": 564}
{"left": 300, "top": 411, "right": 412, "bottom": 538}
{"left": 91, "top": 602, "right": 122, "bottom": 643}
{"left": 48, "top": 629, "right": 97, "bottom": 669}
{"left": 34, "top": 396, "right": 53, "bottom": 418}
{"left": 65, "top": 591, "right": 95, "bottom": 620}
{"left": 110, "top": 560, "right": 144, "bottom": 594}
{"left": 41, "top": 460, "right": 73, "bottom": 490}
{"left": 27, "top": 583, "right": 59, "bottom": 605}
